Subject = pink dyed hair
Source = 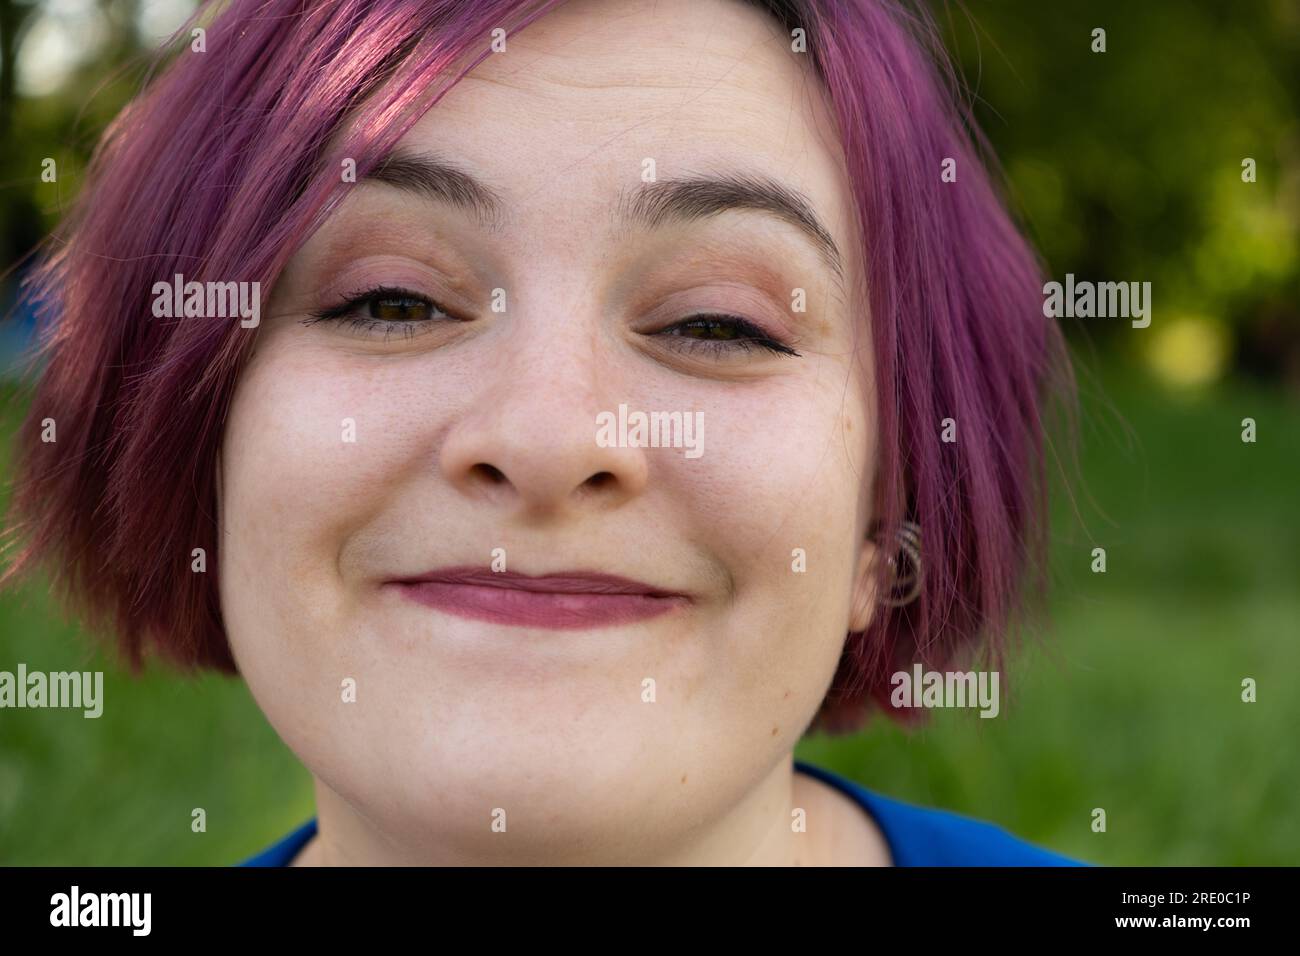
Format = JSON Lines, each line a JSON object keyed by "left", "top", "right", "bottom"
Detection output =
{"left": 1, "top": 0, "right": 1071, "bottom": 735}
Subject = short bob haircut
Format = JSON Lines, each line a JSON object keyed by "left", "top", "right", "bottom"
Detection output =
{"left": 1, "top": 0, "right": 1071, "bottom": 734}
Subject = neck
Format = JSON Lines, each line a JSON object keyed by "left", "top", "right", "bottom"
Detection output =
{"left": 291, "top": 755, "right": 888, "bottom": 866}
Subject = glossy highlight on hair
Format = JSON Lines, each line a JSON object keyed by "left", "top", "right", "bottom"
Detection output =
{"left": 0, "top": 0, "right": 1071, "bottom": 735}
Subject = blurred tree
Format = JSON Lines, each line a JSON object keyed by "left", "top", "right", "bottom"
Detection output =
{"left": 938, "top": 0, "right": 1300, "bottom": 389}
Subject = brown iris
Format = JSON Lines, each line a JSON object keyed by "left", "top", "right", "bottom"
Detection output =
{"left": 367, "top": 295, "right": 429, "bottom": 321}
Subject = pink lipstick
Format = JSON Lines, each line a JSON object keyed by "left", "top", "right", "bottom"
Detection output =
{"left": 386, "top": 566, "right": 690, "bottom": 629}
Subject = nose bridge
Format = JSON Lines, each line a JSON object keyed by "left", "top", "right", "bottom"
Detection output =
{"left": 495, "top": 271, "right": 611, "bottom": 432}
{"left": 437, "top": 280, "right": 650, "bottom": 518}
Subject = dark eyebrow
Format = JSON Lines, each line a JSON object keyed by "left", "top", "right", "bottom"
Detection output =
{"left": 366, "top": 150, "right": 507, "bottom": 231}
{"left": 614, "top": 173, "right": 845, "bottom": 283}
{"left": 363, "top": 151, "right": 845, "bottom": 282}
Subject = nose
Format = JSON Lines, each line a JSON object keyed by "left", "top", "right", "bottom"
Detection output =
{"left": 438, "top": 337, "right": 650, "bottom": 521}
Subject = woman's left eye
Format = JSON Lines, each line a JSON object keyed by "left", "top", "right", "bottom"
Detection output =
{"left": 304, "top": 286, "right": 454, "bottom": 339}
{"left": 655, "top": 314, "right": 801, "bottom": 358}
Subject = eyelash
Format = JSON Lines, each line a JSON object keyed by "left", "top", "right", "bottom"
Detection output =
{"left": 658, "top": 314, "right": 801, "bottom": 358}
{"left": 305, "top": 285, "right": 801, "bottom": 358}
{"left": 304, "top": 285, "right": 455, "bottom": 341}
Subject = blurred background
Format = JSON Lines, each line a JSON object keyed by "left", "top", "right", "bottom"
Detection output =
{"left": 0, "top": 0, "right": 1297, "bottom": 864}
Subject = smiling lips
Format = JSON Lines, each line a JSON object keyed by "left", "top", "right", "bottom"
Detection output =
{"left": 387, "top": 566, "right": 690, "bottom": 629}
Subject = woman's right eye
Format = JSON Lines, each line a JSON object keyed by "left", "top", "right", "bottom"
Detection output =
{"left": 304, "top": 285, "right": 457, "bottom": 338}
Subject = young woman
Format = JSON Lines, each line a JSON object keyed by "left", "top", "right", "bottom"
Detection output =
{"left": 3, "top": 0, "right": 1080, "bottom": 866}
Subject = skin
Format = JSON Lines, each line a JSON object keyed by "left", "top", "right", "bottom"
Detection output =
{"left": 218, "top": 0, "right": 890, "bottom": 865}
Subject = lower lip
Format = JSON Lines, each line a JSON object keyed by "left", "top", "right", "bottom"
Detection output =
{"left": 388, "top": 581, "right": 689, "bottom": 629}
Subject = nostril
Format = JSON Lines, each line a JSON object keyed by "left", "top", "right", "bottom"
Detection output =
{"left": 472, "top": 463, "right": 508, "bottom": 484}
{"left": 585, "top": 471, "right": 615, "bottom": 489}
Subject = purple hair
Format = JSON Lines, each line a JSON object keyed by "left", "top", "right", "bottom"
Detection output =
{"left": 1, "top": 0, "right": 1071, "bottom": 734}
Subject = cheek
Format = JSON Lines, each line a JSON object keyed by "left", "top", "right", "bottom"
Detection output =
{"left": 216, "top": 348, "right": 405, "bottom": 701}
{"left": 652, "top": 371, "right": 872, "bottom": 726}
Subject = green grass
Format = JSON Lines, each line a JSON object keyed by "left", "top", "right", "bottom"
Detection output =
{"left": 1, "top": 356, "right": 1296, "bottom": 864}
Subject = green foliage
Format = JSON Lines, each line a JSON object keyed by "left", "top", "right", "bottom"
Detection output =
{"left": 937, "top": 0, "right": 1300, "bottom": 377}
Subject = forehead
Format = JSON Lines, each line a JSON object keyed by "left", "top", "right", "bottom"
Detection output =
{"left": 377, "top": 0, "right": 857, "bottom": 263}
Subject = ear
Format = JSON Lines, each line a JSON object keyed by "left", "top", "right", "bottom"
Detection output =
{"left": 848, "top": 536, "right": 880, "bottom": 634}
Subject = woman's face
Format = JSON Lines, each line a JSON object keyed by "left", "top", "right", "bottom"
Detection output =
{"left": 219, "top": 0, "right": 879, "bottom": 863}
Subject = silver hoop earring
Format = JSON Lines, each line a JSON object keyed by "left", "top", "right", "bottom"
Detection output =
{"left": 879, "top": 520, "right": 922, "bottom": 608}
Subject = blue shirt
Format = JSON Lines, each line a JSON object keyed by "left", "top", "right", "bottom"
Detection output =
{"left": 238, "top": 759, "right": 1087, "bottom": 866}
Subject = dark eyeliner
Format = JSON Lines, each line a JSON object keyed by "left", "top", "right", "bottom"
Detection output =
{"left": 302, "top": 284, "right": 458, "bottom": 341}
{"left": 304, "top": 285, "right": 445, "bottom": 324}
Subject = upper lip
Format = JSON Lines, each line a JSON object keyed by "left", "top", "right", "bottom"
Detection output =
{"left": 388, "top": 566, "right": 689, "bottom": 599}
